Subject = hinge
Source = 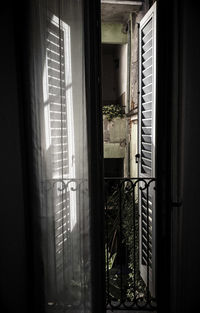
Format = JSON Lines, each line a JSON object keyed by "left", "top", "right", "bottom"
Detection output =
{"left": 135, "top": 153, "right": 140, "bottom": 163}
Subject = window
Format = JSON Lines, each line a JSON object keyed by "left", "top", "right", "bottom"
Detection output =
{"left": 27, "top": 1, "right": 93, "bottom": 309}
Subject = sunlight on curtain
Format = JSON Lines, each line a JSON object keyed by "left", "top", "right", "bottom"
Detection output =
{"left": 29, "top": 0, "right": 91, "bottom": 311}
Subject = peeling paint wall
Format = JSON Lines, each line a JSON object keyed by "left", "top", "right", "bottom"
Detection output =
{"left": 128, "top": 3, "right": 149, "bottom": 178}
{"left": 102, "top": 22, "right": 128, "bottom": 44}
{"left": 103, "top": 117, "right": 126, "bottom": 159}
{"left": 129, "top": 6, "right": 148, "bottom": 111}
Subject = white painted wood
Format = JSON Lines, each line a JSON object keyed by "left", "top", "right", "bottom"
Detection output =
{"left": 138, "top": 1, "right": 157, "bottom": 297}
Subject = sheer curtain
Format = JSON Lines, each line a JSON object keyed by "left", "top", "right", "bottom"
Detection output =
{"left": 28, "top": 0, "right": 91, "bottom": 311}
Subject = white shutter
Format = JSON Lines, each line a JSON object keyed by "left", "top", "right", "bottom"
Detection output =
{"left": 47, "top": 19, "right": 69, "bottom": 178}
{"left": 138, "top": 1, "right": 156, "bottom": 297}
{"left": 44, "top": 15, "right": 75, "bottom": 181}
{"left": 43, "top": 14, "right": 76, "bottom": 296}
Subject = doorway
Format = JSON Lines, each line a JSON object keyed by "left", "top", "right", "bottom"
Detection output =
{"left": 101, "top": 0, "right": 157, "bottom": 311}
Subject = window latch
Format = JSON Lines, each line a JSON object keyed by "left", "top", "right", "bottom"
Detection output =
{"left": 135, "top": 153, "right": 140, "bottom": 163}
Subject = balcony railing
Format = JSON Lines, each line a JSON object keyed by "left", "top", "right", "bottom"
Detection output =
{"left": 104, "top": 177, "right": 157, "bottom": 311}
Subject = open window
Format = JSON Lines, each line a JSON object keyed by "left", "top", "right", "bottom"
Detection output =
{"left": 24, "top": 0, "right": 157, "bottom": 311}
{"left": 27, "top": 0, "right": 94, "bottom": 309}
{"left": 43, "top": 13, "right": 78, "bottom": 301}
{"left": 102, "top": 0, "right": 157, "bottom": 309}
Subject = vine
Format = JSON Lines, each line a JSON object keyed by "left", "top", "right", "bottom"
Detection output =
{"left": 105, "top": 182, "right": 146, "bottom": 301}
{"left": 102, "top": 104, "right": 124, "bottom": 122}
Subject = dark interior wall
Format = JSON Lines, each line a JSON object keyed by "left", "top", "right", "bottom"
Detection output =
{"left": 157, "top": 0, "right": 200, "bottom": 312}
{"left": 179, "top": 1, "right": 200, "bottom": 311}
{"left": 102, "top": 44, "right": 118, "bottom": 105}
{"left": 0, "top": 5, "right": 28, "bottom": 313}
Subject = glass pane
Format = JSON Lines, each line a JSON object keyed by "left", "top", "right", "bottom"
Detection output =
{"left": 29, "top": 1, "right": 91, "bottom": 311}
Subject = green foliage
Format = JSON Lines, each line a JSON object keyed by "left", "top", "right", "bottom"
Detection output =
{"left": 122, "top": 190, "right": 146, "bottom": 300}
{"left": 105, "top": 183, "right": 146, "bottom": 301}
{"left": 102, "top": 104, "right": 124, "bottom": 121}
{"left": 105, "top": 246, "right": 117, "bottom": 271}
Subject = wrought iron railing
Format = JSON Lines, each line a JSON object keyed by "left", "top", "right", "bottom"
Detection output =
{"left": 104, "top": 177, "right": 157, "bottom": 311}
{"left": 42, "top": 178, "right": 91, "bottom": 312}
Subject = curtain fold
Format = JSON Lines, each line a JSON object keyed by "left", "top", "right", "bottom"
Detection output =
{"left": 28, "top": 0, "right": 91, "bottom": 311}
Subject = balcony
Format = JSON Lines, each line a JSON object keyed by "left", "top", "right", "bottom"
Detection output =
{"left": 104, "top": 177, "right": 156, "bottom": 312}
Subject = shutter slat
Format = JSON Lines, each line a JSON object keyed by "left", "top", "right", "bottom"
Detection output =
{"left": 142, "top": 38, "right": 152, "bottom": 53}
{"left": 142, "top": 150, "right": 152, "bottom": 160}
{"left": 142, "top": 142, "right": 152, "bottom": 151}
{"left": 142, "top": 126, "right": 152, "bottom": 135}
{"left": 142, "top": 29, "right": 153, "bottom": 44}
{"left": 142, "top": 66, "right": 152, "bottom": 78}
{"left": 142, "top": 75, "right": 152, "bottom": 86}
{"left": 142, "top": 83, "right": 152, "bottom": 93}
{"left": 142, "top": 47, "right": 153, "bottom": 61}
{"left": 142, "top": 118, "right": 152, "bottom": 127}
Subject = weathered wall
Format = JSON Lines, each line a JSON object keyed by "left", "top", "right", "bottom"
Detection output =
{"left": 101, "top": 23, "right": 129, "bottom": 175}
{"left": 102, "top": 22, "right": 128, "bottom": 44}
{"left": 104, "top": 142, "right": 125, "bottom": 158}
{"left": 129, "top": 4, "right": 149, "bottom": 111}
{"left": 103, "top": 117, "right": 126, "bottom": 159}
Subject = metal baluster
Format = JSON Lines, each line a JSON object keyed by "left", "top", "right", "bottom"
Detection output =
{"left": 119, "top": 181, "right": 123, "bottom": 304}
{"left": 132, "top": 181, "right": 136, "bottom": 302}
{"left": 105, "top": 181, "right": 110, "bottom": 305}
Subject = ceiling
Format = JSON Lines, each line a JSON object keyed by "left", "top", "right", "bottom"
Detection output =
{"left": 101, "top": 0, "right": 143, "bottom": 23}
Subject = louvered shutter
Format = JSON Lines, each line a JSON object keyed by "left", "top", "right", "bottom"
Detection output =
{"left": 43, "top": 14, "right": 76, "bottom": 295}
{"left": 138, "top": 2, "right": 156, "bottom": 297}
{"left": 47, "top": 19, "right": 69, "bottom": 178}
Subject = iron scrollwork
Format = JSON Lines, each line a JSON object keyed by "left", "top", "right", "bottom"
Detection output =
{"left": 105, "top": 177, "right": 157, "bottom": 311}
